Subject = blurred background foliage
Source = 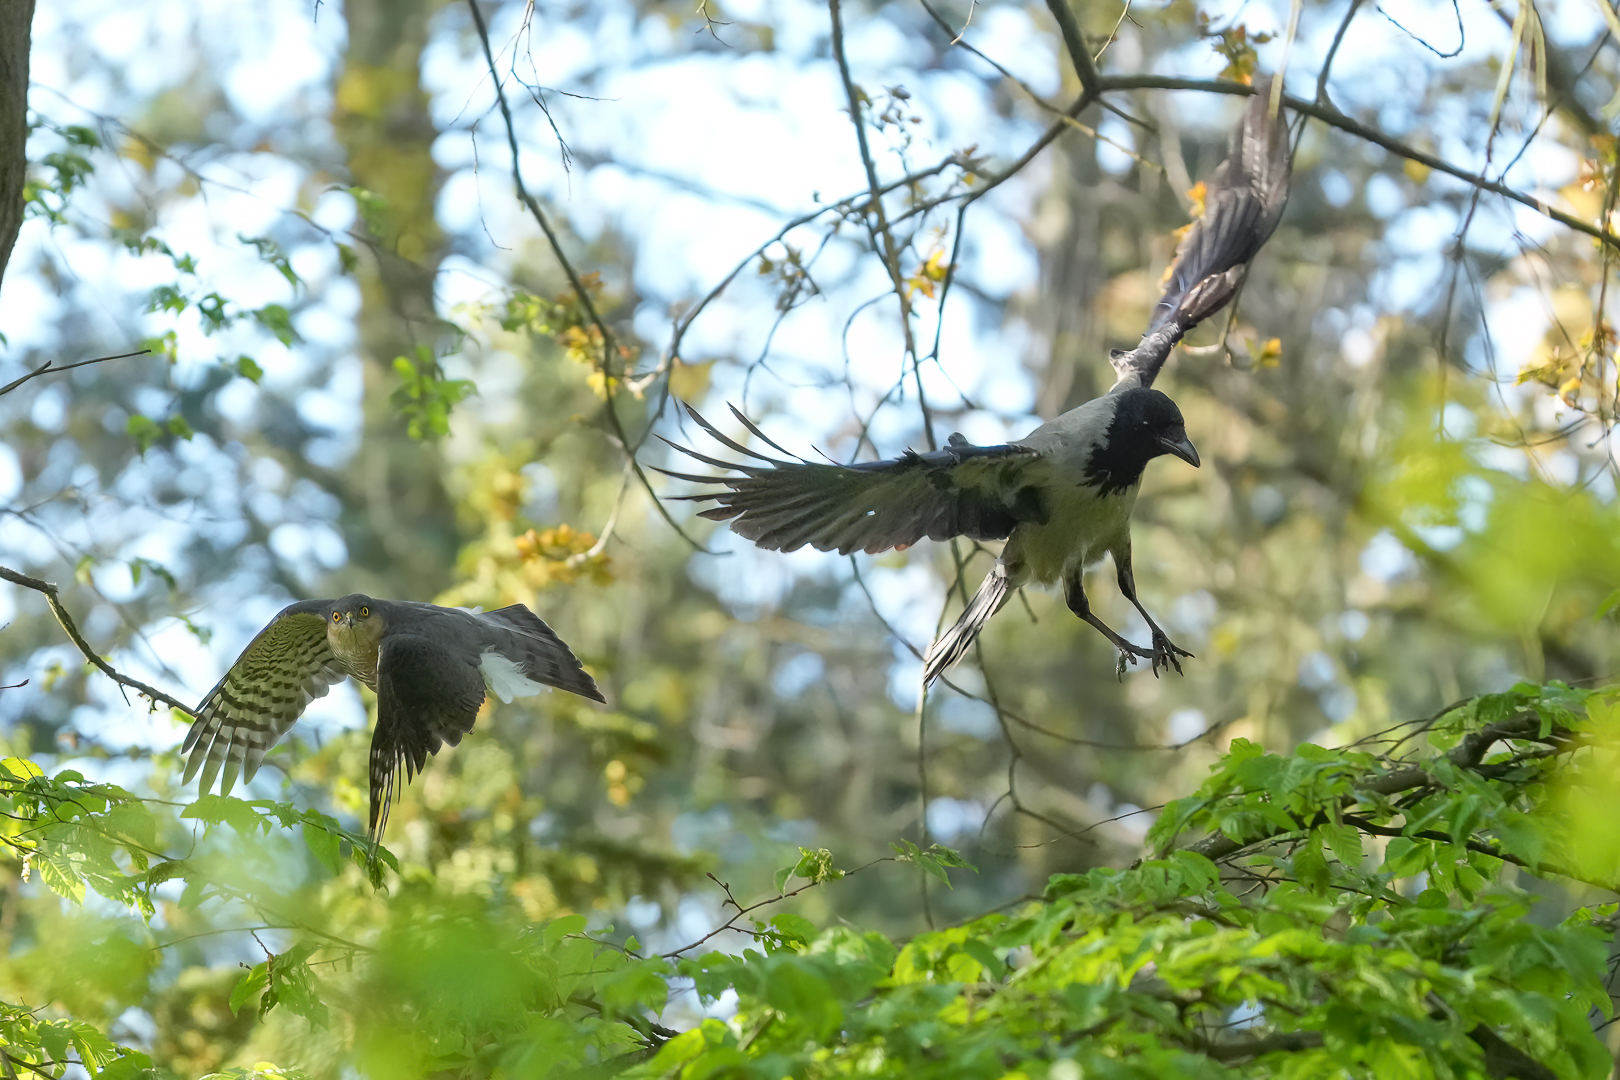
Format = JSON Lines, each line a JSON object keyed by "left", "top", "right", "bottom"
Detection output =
{"left": 1, "top": 0, "right": 1619, "bottom": 1073}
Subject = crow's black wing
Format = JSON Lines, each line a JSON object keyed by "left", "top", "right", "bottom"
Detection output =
{"left": 1110, "top": 81, "right": 1292, "bottom": 393}
{"left": 657, "top": 404, "right": 1047, "bottom": 555}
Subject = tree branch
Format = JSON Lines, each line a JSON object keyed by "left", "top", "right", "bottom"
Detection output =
{"left": 0, "top": 566, "right": 194, "bottom": 715}
{"left": 1043, "top": 0, "right": 1101, "bottom": 97}
{"left": 1094, "top": 75, "right": 1618, "bottom": 250}
{"left": 0, "top": 350, "right": 153, "bottom": 398}
{"left": 827, "top": 0, "right": 934, "bottom": 447}
{"left": 465, "top": 0, "right": 707, "bottom": 550}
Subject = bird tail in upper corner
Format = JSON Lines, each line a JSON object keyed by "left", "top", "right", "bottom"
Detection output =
{"left": 922, "top": 563, "right": 1013, "bottom": 689}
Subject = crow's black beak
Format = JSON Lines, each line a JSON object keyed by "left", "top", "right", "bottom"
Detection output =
{"left": 1160, "top": 434, "right": 1200, "bottom": 469}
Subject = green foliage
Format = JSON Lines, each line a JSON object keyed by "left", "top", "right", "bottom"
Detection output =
{"left": 0, "top": 998, "right": 153, "bottom": 1079}
{"left": 125, "top": 412, "right": 194, "bottom": 454}
{"left": 392, "top": 346, "right": 477, "bottom": 439}
{"left": 636, "top": 685, "right": 1618, "bottom": 1079}
{"left": 0, "top": 688, "right": 1612, "bottom": 1077}
{"left": 23, "top": 120, "right": 101, "bottom": 224}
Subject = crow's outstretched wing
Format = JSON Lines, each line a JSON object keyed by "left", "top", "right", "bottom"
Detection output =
{"left": 1110, "top": 82, "right": 1292, "bottom": 393}
{"left": 658, "top": 404, "right": 1047, "bottom": 555}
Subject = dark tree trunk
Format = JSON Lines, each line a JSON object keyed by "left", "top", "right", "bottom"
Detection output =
{"left": 0, "top": 0, "right": 35, "bottom": 291}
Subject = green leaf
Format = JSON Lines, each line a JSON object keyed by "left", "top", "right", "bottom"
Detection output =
{"left": 766, "top": 913, "right": 815, "bottom": 951}
{"left": 229, "top": 961, "right": 270, "bottom": 1015}
{"left": 39, "top": 851, "right": 87, "bottom": 904}
{"left": 146, "top": 284, "right": 187, "bottom": 314}
{"left": 238, "top": 234, "right": 301, "bottom": 288}
{"left": 791, "top": 847, "right": 844, "bottom": 885}
{"left": 182, "top": 794, "right": 268, "bottom": 836}
{"left": 303, "top": 819, "right": 342, "bottom": 874}
{"left": 253, "top": 303, "right": 299, "bottom": 346}
{"left": 197, "top": 292, "right": 231, "bottom": 332}
{"left": 126, "top": 413, "right": 162, "bottom": 453}
{"left": 391, "top": 346, "right": 476, "bottom": 439}
{"left": 234, "top": 354, "right": 264, "bottom": 382}
{"left": 1325, "top": 823, "right": 1364, "bottom": 868}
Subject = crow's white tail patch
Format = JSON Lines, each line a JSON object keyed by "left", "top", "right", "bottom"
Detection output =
{"left": 478, "top": 650, "right": 547, "bottom": 702}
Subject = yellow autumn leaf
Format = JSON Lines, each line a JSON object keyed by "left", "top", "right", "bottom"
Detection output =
{"left": 668, "top": 357, "right": 714, "bottom": 402}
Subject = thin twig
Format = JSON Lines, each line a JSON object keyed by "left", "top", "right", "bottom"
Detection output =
{"left": 827, "top": 0, "right": 935, "bottom": 448}
{"left": 465, "top": 0, "right": 707, "bottom": 550}
{"left": 0, "top": 349, "right": 151, "bottom": 398}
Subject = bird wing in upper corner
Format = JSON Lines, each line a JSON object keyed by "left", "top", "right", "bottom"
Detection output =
{"left": 1109, "top": 80, "right": 1293, "bottom": 393}
{"left": 181, "top": 599, "right": 350, "bottom": 799}
{"left": 654, "top": 402, "right": 1047, "bottom": 555}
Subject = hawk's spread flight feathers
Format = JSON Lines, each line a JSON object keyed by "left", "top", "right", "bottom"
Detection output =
{"left": 181, "top": 595, "right": 603, "bottom": 838}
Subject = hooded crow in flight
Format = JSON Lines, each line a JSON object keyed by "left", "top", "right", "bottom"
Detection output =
{"left": 660, "top": 84, "right": 1291, "bottom": 687}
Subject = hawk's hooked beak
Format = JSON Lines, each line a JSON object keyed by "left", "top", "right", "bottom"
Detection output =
{"left": 1160, "top": 433, "right": 1200, "bottom": 469}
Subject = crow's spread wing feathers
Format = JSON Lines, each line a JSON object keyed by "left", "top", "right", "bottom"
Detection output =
{"left": 658, "top": 404, "right": 1046, "bottom": 555}
{"left": 1110, "top": 83, "right": 1292, "bottom": 393}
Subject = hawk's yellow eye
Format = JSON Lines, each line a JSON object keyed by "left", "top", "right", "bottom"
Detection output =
{"left": 360, "top": 606, "right": 369, "bottom": 617}
{"left": 332, "top": 612, "right": 341, "bottom": 623}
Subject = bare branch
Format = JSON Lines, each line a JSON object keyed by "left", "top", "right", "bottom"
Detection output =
{"left": 1094, "top": 76, "right": 1618, "bottom": 250}
{"left": 464, "top": 0, "right": 708, "bottom": 550}
{"left": 0, "top": 349, "right": 152, "bottom": 398}
{"left": 0, "top": 565, "right": 194, "bottom": 715}
{"left": 1043, "top": 0, "right": 1102, "bottom": 97}
{"left": 827, "top": 0, "right": 934, "bottom": 447}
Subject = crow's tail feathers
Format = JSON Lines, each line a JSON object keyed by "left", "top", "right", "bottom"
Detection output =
{"left": 923, "top": 562, "right": 1013, "bottom": 688}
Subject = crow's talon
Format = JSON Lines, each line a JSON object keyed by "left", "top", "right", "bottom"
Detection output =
{"left": 1149, "top": 631, "right": 1193, "bottom": 677}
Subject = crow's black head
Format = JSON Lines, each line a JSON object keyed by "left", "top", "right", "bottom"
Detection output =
{"left": 1085, "top": 387, "right": 1200, "bottom": 495}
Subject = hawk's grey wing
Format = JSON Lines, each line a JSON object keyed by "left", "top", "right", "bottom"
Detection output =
{"left": 368, "top": 632, "right": 486, "bottom": 839}
{"left": 1110, "top": 82, "right": 1292, "bottom": 393}
{"left": 657, "top": 404, "right": 1046, "bottom": 554}
{"left": 182, "top": 600, "right": 348, "bottom": 799}
{"left": 471, "top": 604, "right": 605, "bottom": 703}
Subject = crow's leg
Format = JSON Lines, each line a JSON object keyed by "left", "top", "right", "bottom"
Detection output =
{"left": 1064, "top": 573, "right": 1152, "bottom": 667}
{"left": 1114, "top": 549, "right": 1193, "bottom": 677}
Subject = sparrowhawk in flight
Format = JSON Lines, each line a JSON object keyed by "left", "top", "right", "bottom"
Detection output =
{"left": 180, "top": 594, "right": 604, "bottom": 838}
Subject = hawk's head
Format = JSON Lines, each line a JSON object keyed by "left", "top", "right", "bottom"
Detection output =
{"left": 325, "top": 594, "right": 385, "bottom": 656}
